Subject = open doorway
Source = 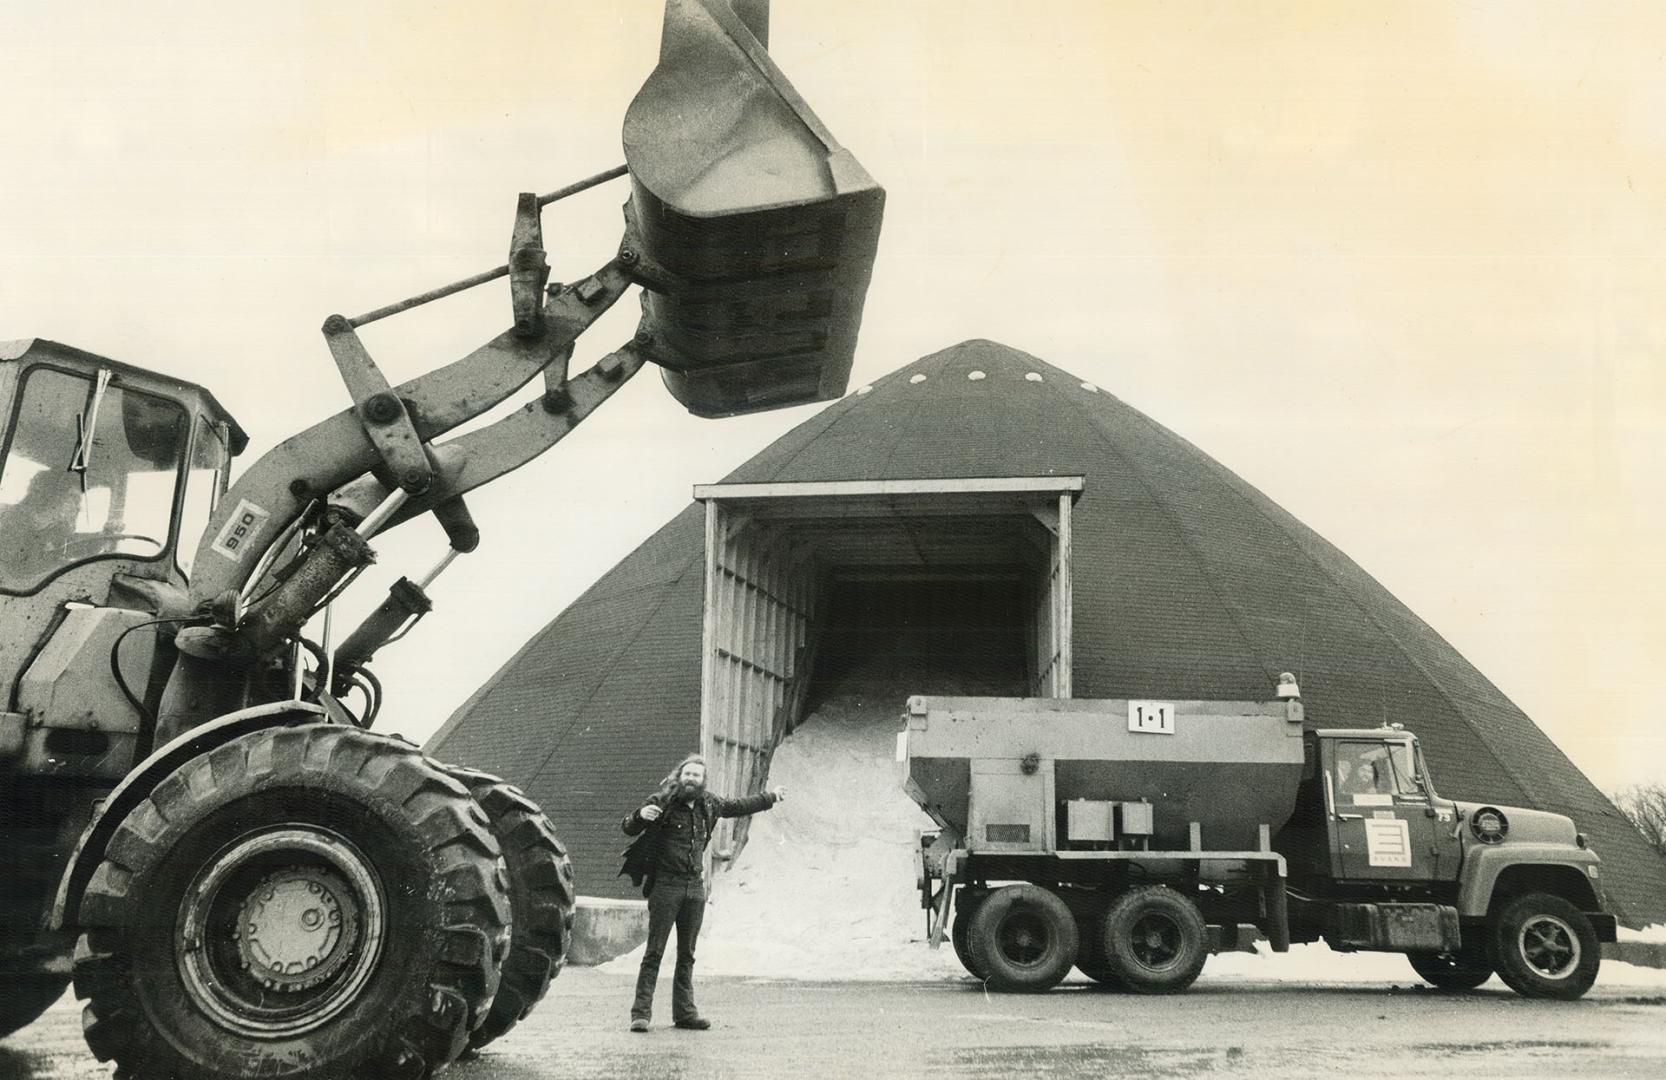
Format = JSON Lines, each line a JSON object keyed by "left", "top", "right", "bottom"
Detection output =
{"left": 693, "top": 477, "right": 1080, "bottom": 859}
{"left": 686, "top": 477, "right": 1081, "bottom": 977}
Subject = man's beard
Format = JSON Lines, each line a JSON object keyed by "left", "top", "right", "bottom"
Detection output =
{"left": 679, "top": 779, "right": 704, "bottom": 797}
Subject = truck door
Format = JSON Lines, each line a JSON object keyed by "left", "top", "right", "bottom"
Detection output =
{"left": 1326, "top": 739, "right": 1456, "bottom": 882}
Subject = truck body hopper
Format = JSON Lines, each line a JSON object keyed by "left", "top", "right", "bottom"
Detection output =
{"left": 902, "top": 695, "right": 1306, "bottom": 853}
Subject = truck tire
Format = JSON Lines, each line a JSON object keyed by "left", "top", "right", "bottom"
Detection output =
{"left": 71, "top": 724, "right": 511, "bottom": 1080}
{"left": 1060, "top": 891, "right": 1123, "bottom": 988}
{"left": 445, "top": 767, "right": 576, "bottom": 1051}
{"left": 1486, "top": 892, "right": 1599, "bottom": 1000}
{"left": 1406, "top": 940, "right": 1493, "bottom": 990}
{"left": 967, "top": 884, "right": 1078, "bottom": 992}
{"left": 951, "top": 889, "right": 989, "bottom": 980}
{"left": 1074, "top": 932, "right": 1126, "bottom": 989}
{"left": 0, "top": 973, "right": 70, "bottom": 1039}
{"left": 1100, "top": 885, "right": 1208, "bottom": 994}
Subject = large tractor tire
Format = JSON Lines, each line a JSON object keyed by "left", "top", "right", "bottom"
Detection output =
{"left": 445, "top": 766, "right": 576, "bottom": 1051}
{"left": 967, "top": 884, "right": 1078, "bottom": 993}
{"left": 71, "top": 724, "right": 511, "bottom": 1080}
{"left": 0, "top": 973, "right": 70, "bottom": 1039}
{"left": 1486, "top": 892, "right": 1600, "bottom": 1000}
{"left": 950, "top": 888, "right": 989, "bottom": 981}
{"left": 1406, "top": 938, "right": 1493, "bottom": 990}
{"left": 1100, "top": 885, "right": 1208, "bottom": 995}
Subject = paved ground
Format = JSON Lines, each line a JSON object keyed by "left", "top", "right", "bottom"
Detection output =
{"left": 5, "top": 968, "right": 1665, "bottom": 1080}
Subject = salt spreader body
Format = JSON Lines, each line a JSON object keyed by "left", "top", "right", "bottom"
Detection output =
{"left": 902, "top": 678, "right": 1615, "bottom": 998}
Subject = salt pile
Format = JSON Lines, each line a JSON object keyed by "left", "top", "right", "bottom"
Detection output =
{"left": 601, "top": 695, "right": 965, "bottom": 981}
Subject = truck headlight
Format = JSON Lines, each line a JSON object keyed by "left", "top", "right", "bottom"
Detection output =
{"left": 1471, "top": 807, "right": 1509, "bottom": 844}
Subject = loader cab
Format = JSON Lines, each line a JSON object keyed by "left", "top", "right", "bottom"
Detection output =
{"left": 1310, "top": 727, "right": 1462, "bottom": 886}
{"left": 0, "top": 340, "right": 246, "bottom": 598}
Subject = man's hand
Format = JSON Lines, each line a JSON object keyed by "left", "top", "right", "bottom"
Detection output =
{"left": 770, "top": 786, "right": 787, "bottom": 803}
{"left": 639, "top": 804, "right": 663, "bottom": 822}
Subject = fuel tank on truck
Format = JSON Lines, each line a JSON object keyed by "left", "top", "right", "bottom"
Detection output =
{"left": 623, "top": 0, "right": 885, "bottom": 417}
{"left": 902, "top": 695, "right": 1308, "bottom": 852}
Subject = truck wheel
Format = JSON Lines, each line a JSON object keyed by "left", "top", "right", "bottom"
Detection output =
{"left": 951, "top": 889, "right": 989, "bottom": 980}
{"left": 1487, "top": 892, "right": 1599, "bottom": 1000}
{"left": 1406, "top": 940, "right": 1493, "bottom": 990}
{"left": 1100, "top": 885, "right": 1208, "bottom": 994}
{"left": 968, "top": 884, "right": 1078, "bottom": 992}
{"left": 1061, "top": 893, "right": 1123, "bottom": 988}
{"left": 0, "top": 973, "right": 70, "bottom": 1039}
{"left": 72, "top": 724, "right": 511, "bottom": 1080}
{"left": 446, "top": 767, "right": 576, "bottom": 1051}
{"left": 1075, "top": 932, "right": 1127, "bottom": 989}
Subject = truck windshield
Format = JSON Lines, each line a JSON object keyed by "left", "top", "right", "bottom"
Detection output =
{"left": 0, "top": 365, "right": 187, "bottom": 591}
{"left": 1336, "top": 740, "right": 1420, "bottom": 800}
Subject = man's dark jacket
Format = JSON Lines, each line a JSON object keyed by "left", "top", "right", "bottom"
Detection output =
{"left": 619, "top": 788, "right": 777, "bottom": 896}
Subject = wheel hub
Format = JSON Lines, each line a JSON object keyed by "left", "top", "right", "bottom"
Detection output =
{"left": 235, "top": 867, "right": 357, "bottom": 992}
{"left": 999, "top": 913, "right": 1048, "bottom": 965}
{"left": 1130, "top": 913, "right": 1181, "bottom": 968}
{"left": 1519, "top": 915, "right": 1579, "bottom": 979}
{"left": 177, "top": 826, "right": 386, "bottom": 1039}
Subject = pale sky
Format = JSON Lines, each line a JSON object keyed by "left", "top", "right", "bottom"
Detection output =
{"left": 3, "top": 2, "right": 1663, "bottom": 792}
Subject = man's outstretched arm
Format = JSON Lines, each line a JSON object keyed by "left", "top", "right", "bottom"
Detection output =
{"left": 714, "top": 786, "right": 787, "bottom": 818}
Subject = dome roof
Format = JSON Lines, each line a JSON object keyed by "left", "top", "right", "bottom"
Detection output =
{"left": 431, "top": 339, "right": 1663, "bottom": 922}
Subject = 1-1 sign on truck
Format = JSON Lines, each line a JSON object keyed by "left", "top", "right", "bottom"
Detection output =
{"left": 902, "top": 675, "right": 1614, "bottom": 998}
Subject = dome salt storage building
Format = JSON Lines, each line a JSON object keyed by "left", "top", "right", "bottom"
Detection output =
{"left": 428, "top": 339, "right": 1666, "bottom": 926}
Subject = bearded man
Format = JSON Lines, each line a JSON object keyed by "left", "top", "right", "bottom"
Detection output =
{"left": 620, "top": 752, "right": 785, "bottom": 1032}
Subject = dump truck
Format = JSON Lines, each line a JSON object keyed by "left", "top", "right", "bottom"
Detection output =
{"left": 903, "top": 676, "right": 1616, "bottom": 999}
{"left": 0, "top": 2, "right": 881, "bottom": 1076}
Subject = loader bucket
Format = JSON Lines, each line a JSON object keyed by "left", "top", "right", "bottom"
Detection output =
{"left": 623, "top": 0, "right": 885, "bottom": 418}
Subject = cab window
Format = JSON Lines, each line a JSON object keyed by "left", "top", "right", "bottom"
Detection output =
{"left": 176, "top": 418, "right": 227, "bottom": 577}
{"left": 1336, "top": 741, "right": 1419, "bottom": 801}
{"left": 0, "top": 366, "right": 187, "bottom": 590}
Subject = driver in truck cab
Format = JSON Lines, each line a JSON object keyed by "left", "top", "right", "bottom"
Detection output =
{"left": 1337, "top": 744, "right": 1395, "bottom": 799}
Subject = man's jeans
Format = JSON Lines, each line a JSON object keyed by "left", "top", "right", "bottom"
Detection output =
{"left": 631, "top": 874, "right": 707, "bottom": 1022}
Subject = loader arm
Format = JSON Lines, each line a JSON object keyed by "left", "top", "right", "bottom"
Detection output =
{"left": 185, "top": 257, "right": 634, "bottom": 607}
{"left": 151, "top": 0, "right": 883, "bottom": 743}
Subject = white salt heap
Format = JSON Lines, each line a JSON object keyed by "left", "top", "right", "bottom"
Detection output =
{"left": 601, "top": 695, "right": 965, "bottom": 981}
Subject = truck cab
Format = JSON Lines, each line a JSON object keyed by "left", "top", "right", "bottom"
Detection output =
{"left": 1290, "top": 727, "right": 1608, "bottom": 920}
{"left": 1303, "top": 727, "right": 1464, "bottom": 885}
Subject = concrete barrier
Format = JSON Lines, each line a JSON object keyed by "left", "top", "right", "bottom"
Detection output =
{"left": 568, "top": 896, "right": 650, "bottom": 966}
{"left": 1606, "top": 941, "right": 1666, "bottom": 970}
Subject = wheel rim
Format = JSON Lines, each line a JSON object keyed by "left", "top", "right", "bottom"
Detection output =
{"left": 1128, "top": 911, "right": 1184, "bottom": 971}
{"left": 1516, "top": 914, "right": 1580, "bottom": 980}
{"left": 995, "top": 909, "right": 1051, "bottom": 967}
{"left": 177, "top": 827, "right": 386, "bottom": 1038}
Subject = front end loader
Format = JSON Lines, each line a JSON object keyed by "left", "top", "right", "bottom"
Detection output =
{"left": 0, "top": 3, "right": 882, "bottom": 1076}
